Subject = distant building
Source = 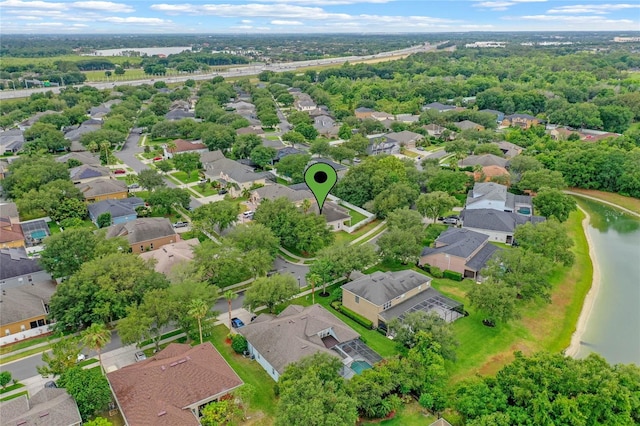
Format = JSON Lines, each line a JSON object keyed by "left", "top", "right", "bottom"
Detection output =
{"left": 0, "top": 388, "right": 82, "bottom": 426}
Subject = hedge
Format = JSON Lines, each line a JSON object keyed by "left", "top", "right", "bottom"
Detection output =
{"left": 443, "top": 270, "right": 463, "bottom": 281}
{"left": 338, "top": 305, "right": 374, "bottom": 329}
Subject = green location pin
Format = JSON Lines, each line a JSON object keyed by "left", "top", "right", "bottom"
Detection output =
{"left": 304, "top": 162, "right": 338, "bottom": 214}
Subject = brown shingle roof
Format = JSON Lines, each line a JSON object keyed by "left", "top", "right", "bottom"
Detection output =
{"left": 172, "top": 139, "right": 206, "bottom": 153}
{"left": 105, "top": 217, "right": 176, "bottom": 245}
{"left": 75, "top": 178, "right": 127, "bottom": 199}
{"left": 108, "top": 343, "right": 243, "bottom": 426}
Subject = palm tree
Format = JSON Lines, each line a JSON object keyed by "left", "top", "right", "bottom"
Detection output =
{"left": 223, "top": 290, "right": 238, "bottom": 330}
{"left": 188, "top": 298, "right": 209, "bottom": 345}
{"left": 166, "top": 140, "right": 177, "bottom": 157}
{"left": 301, "top": 198, "right": 312, "bottom": 214}
{"left": 99, "top": 141, "right": 111, "bottom": 166}
{"left": 87, "top": 141, "right": 98, "bottom": 153}
{"left": 306, "top": 273, "right": 321, "bottom": 305}
{"left": 81, "top": 323, "right": 111, "bottom": 375}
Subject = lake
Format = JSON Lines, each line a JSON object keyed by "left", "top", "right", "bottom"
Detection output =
{"left": 575, "top": 198, "right": 640, "bottom": 365}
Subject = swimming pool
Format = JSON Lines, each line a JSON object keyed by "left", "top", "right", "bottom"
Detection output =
{"left": 350, "top": 360, "right": 373, "bottom": 374}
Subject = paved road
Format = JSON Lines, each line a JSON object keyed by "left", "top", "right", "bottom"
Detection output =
{"left": 273, "top": 257, "right": 310, "bottom": 288}
{"left": 0, "top": 43, "right": 438, "bottom": 100}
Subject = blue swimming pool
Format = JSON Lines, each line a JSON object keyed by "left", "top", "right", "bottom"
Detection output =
{"left": 350, "top": 360, "right": 372, "bottom": 374}
{"left": 517, "top": 207, "right": 531, "bottom": 215}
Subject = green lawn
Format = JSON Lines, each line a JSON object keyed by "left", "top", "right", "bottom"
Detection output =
{"left": 207, "top": 325, "right": 277, "bottom": 417}
{"left": 0, "top": 334, "right": 52, "bottom": 355}
{"left": 334, "top": 219, "right": 381, "bottom": 245}
{"left": 0, "top": 382, "right": 25, "bottom": 395}
{"left": 191, "top": 184, "right": 220, "bottom": 197}
{"left": 345, "top": 206, "right": 368, "bottom": 225}
{"left": 364, "top": 402, "right": 436, "bottom": 425}
{"left": 0, "top": 390, "right": 28, "bottom": 402}
{"left": 170, "top": 171, "right": 201, "bottom": 184}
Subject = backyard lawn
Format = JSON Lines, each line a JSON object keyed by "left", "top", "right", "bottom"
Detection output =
{"left": 170, "top": 171, "right": 200, "bottom": 184}
{"left": 345, "top": 206, "right": 368, "bottom": 225}
{"left": 191, "top": 184, "right": 220, "bottom": 197}
{"left": 333, "top": 219, "right": 381, "bottom": 244}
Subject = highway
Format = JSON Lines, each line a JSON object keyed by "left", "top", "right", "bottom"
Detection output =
{"left": 0, "top": 43, "right": 436, "bottom": 100}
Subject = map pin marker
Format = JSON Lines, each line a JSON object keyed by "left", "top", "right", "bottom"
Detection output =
{"left": 304, "top": 162, "right": 338, "bottom": 214}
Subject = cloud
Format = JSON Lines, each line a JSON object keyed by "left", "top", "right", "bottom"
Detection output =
{"left": 71, "top": 1, "right": 135, "bottom": 12}
{"left": 0, "top": 0, "right": 65, "bottom": 10}
{"left": 473, "top": 0, "right": 546, "bottom": 10}
{"left": 150, "top": 3, "right": 352, "bottom": 20}
{"left": 254, "top": 0, "right": 392, "bottom": 4}
{"left": 241, "top": 19, "right": 253, "bottom": 23}
{"left": 547, "top": 3, "right": 640, "bottom": 14}
{"left": 514, "top": 14, "right": 634, "bottom": 24}
{"left": 15, "top": 14, "right": 43, "bottom": 19}
{"left": 270, "top": 19, "right": 304, "bottom": 25}
{"left": 26, "top": 21, "right": 65, "bottom": 25}
{"left": 102, "top": 16, "right": 171, "bottom": 24}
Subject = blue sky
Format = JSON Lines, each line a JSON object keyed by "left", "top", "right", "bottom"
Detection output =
{"left": 0, "top": 0, "right": 639, "bottom": 34}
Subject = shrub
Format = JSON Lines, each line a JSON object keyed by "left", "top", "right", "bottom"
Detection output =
{"left": 338, "top": 305, "right": 374, "bottom": 329}
{"left": 430, "top": 266, "right": 444, "bottom": 278}
{"left": 443, "top": 270, "right": 463, "bottom": 281}
{"left": 231, "top": 334, "right": 248, "bottom": 354}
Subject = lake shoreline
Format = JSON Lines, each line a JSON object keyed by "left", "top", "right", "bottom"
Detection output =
{"left": 565, "top": 205, "right": 600, "bottom": 358}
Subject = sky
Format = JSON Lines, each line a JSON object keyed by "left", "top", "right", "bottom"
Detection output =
{"left": 0, "top": 0, "right": 639, "bottom": 34}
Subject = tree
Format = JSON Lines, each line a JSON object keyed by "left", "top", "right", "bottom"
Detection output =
{"left": 508, "top": 155, "right": 543, "bottom": 175}
{"left": 201, "top": 123, "right": 236, "bottom": 152}
{"left": 276, "top": 353, "right": 357, "bottom": 426}
{"left": 313, "top": 242, "right": 378, "bottom": 284}
{"left": 49, "top": 254, "right": 169, "bottom": 330}
{"left": 2, "top": 156, "right": 69, "bottom": 198}
{"left": 137, "top": 168, "right": 166, "bottom": 192}
{"left": 416, "top": 191, "right": 458, "bottom": 223}
{"left": 172, "top": 152, "right": 201, "bottom": 180}
{"left": 84, "top": 418, "right": 113, "bottom": 426}
{"left": 281, "top": 130, "right": 306, "bottom": 147}
{"left": 276, "top": 153, "right": 311, "bottom": 183}
{"left": 387, "top": 311, "right": 458, "bottom": 360}
{"left": 533, "top": 187, "right": 577, "bottom": 222}
{"left": 188, "top": 298, "right": 209, "bottom": 345}
{"left": 467, "top": 279, "right": 519, "bottom": 326}
{"left": 192, "top": 200, "right": 239, "bottom": 233}
{"left": 599, "top": 105, "right": 634, "bottom": 133}
{"left": 484, "top": 249, "right": 553, "bottom": 301}
{"left": 96, "top": 212, "right": 111, "bottom": 228}
{"left": 243, "top": 274, "right": 298, "bottom": 313}
{"left": 155, "top": 159, "right": 173, "bottom": 174}
{"left": 234, "top": 384, "right": 256, "bottom": 419}
{"left": 330, "top": 145, "right": 357, "bottom": 164}
{"left": 426, "top": 169, "right": 471, "bottom": 195}
{"left": 81, "top": 323, "right": 111, "bottom": 375}
{"left": 309, "top": 139, "right": 332, "bottom": 157}
{"left": 377, "top": 228, "right": 422, "bottom": 265}
{"left": 223, "top": 290, "right": 238, "bottom": 330}
{"left": 226, "top": 223, "right": 280, "bottom": 258}
{"left": 292, "top": 213, "right": 334, "bottom": 254}
{"left": 57, "top": 367, "right": 112, "bottom": 421}
{"left": 514, "top": 220, "right": 575, "bottom": 266}
{"left": 250, "top": 145, "right": 276, "bottom": 169}
{"left": 37, "top": 336, "right": 82, "bottom": 378}
{"left": 371, "top": 182, "right": 419, "bottom": 218}
{"left": 0, "top": 371, "right": 12, "bottom": 389}
{"left": 518, "top": 169, "right": 565, "bottom": 193}
{"left": 168, "top": 281, "right": 219, "bottom": 341}
{"left": 306, "top": 272, "right": 321, "bottom": 304}
{"left": 386, "top": 208, "right": 424, "bottom": 232}
{"left": 39, "top": 228, "right": 125, "bottom": 279}
{"left": 338, "top": 123, "right": 352, "bottom": 140}
{"left": 147, "top": 187, "right": 191, "bottom": 214}
{"left": 201, "top": 400, "right": 242, "bottom": 426}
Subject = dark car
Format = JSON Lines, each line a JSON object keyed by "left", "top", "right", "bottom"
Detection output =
{"left": 231, "top": 317, "right": 245, "bottom": 328}
{"left": 44, "top": 381, "right": 57, "bottom": 388}
{"left": 218, "top": 189, "right": 228, "bottom": 195}
{"left": 114, "top": 169, "right": 126, "bottom": 174}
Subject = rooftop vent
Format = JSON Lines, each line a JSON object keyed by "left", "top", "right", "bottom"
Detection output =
{"left": 158, "top": 411, "right": 167, "bottom": 417}
{"left": 169, "top": 361, "right": 178, "bottom": 367}
{"left": 161, "top": 365, "right": 166, "bottom": 371}
{"left": 39, "top": 412, "right": 49, "bottom": 418}
{"left": 177, "top": 358, "right": 187, "bottom": 364}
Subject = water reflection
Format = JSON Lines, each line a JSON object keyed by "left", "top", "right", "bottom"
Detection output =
{"left": 576, "top": 198, "right": 640, "bottom": 234}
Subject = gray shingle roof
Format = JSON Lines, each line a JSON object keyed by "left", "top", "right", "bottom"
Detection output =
{"left": 69, "top": 164, "right": 111, "bottom": 181}
{"left": 465, "top": 243, "right": 500, "bottom": 271}
{"left": 204, "top": 156, "right": 267, "bottom": 183}
{"left": 459, "top": 154, "right": 507, "bottom": 168}
{"left": 254, "top": 184, "right": 312, "bottom": 203}
{"left": 342, "top": 270, "right": 432, "bottom": 306}
{"left": 423, "top": 102, "right": 455, "bottom": 112}
{"left": 0, "top": 388, "right": 82, "bottom": 426}
{"left": 0, "top": 129, "right": 25, "bottom": 151}
{"left": 239, "top": 304, "right": 359, "bottom": 376}
{"left": 55, "top": 151, "right": 100, "bottom": 166}
{"left": 467, "top": 182, "right": 508, "bottom": 204}
{"left": 422, "top": 228, "right": 489, "bottom": 259}
{"left": 384, "top": 130, "right": 423, "bottom": 145}
{"left": 0, "top": 247, "right": 44, "bottom": 281}
{"left": 105, "top": 217, "right": 176, "bottom": 245}
{"left": 0, "top": 280, "right": 56, "bottom": 325}
{"left": 88, "top": 197, "right": 144, "bottom": 221}
{"left": 461, "top": 209, "right": 544, "bottom": 233}
{"left": 75, "top": 178, "right": 127, "bottom": 198}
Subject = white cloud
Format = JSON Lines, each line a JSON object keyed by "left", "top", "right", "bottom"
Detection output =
{"left": 27, "top": 21, "right": 65, "bottom": 25}
{"left": 72, "top": 23, "right": 88, "bottom": 26}
{"left": 151, "top": 3, "right": 352, "bottom": 20}
{"left": 270, "top": 19, "right": 304, "bottom": 25}
{"left": 71, "top": 1, "right": 135, "bottom": 12}
{"left": 232, "top": 24, "right": 254, "bottom": 29}
{"left": 547, "top": 3, "right": 640, "bottom": 14}
{"left": 254, "top": 0, "right": 392, "bottom": 4}
{"left": 241, "top": 19, "right": 253, "bottom": 23}
{"left": 515, "top": 14, "right": 634, "bottom": 24}
{"left": 15, "top": 15, "right": 43, "bottom": 19}
{"left": 102, "top": 16, "right": 171, "bottom": 24}
{"left": 474, "top": 0, "right": 546, "bottom": 10}
{"left": 0, "top": 0, "right": 65, "bottom": 10}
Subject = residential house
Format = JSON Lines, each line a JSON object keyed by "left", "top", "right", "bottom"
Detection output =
{"left": 69, "top": 164, "right": 112, "bottom": 184}
{"left": 395, "top": 114, "right": 420, "bottom": 124}
{"left": 0, "top": 129, "right": 25, "bottom": 155}
{"left": 105, "top": 217, "right": 177, "bottom": 254}
{"left": 240, "top": 304, "right": 379, "bottom": 381}
{"left": 384, "top": 130, "right": 424, "bottom": 149}
{"left": 294, "top": 95, "right": 317, "bottom": 112}
{"left": 0, "top": 247, "right": 52, "bottom": 288}
{"left": 170, "top": 100, "right": 190, "bottom": 111}
{"left": 429, "top": 419, "right": 453, "bottom": 426}
{"left": 0, "top": 279, "right": 56, "bottom": 338}
{"left": 478, "top": 109, "right": 505, "bottom": 124}
{"left": 423, "top": 123, "right": 447, "bottom": 138}
{"left": 17, "top": 111, "right": 58, "bottom": 130}
{"left": 474, "top": 165, "right": 511, "bottom": 184}
{"left": 63, "top": 118, "right": 102, "bottom": 143}
{"left": 236, "top": 126, "right": 264, "bottom": 136}
{"left": 89, "top": 105, "right": 110, "bottom": 120}
{"left": 76, "top": 178, "right": 128, "bottom": 202}
{"left": 342, "top": 270, "right": 464, "bottom": 329}
{"left": 0, "top": 161, "right": 7, "bottom": 179}
{"left": 202, "top": 151, "right": 268, "bottom": 197}
{"left": 466, "top": 182, "right": 533, "bottom": 216}
{"left": 225, "top": 100, "right": 256, "bottom": 112}
{"left": 422, "top": 102, "right": 456, "bottom": 113}
{"left": 309, "top": 158, "right": 348, "bottom": 179}
{"left": 313, "top": 201, "right": 351, "bottom": 232}
{"left": 0, "top": 203, "right": 24, "bottom": 248}
{"left": 371, "top": 111, "right": 395, "bottom": 122}
{"left": 548, "top": 126, "right": 579, "bottom": 140}
{"left": 20, "top": 218, "right": 51, "bottom": 248}
{"left": 367, "top": 136, "right": 399, "bottom": 156}
{"left": 273, "top": 146, "right": 303, "bottom": 163}
{"left": 139, "top": 238, "right": 200, "bottom": 277}
{"left": 164, "top": 109, "right": 195, "bottom": 121}
{"left": 502, "top": 113, "right": 540, "bottom": 129}
{"left": 163, "top": 139, "right": 208, "bottom": 159}
{"left": 454, "top": 120, "right": 485, "bottom": 132}
{"left": 0, "top": 388, "right": 82, "bottom": 426}
{"left": 495, "top": 141, "right": 523, "bottom": 159}
{"left": 87, "top": 197, "right": 145, "bottom": 226}
{"left": 108, "top": 342, "right": 243, "bottom": 426}
{"left": 55, "top": 151, "right": 101, "bottom": 166}
{"left": 459, "top": 154, "right": 508, "bottom": 169}
{"left": 354, "top": 107, "right": 374, "bottom": 119}
{"left": 461, "top": 208, "right": 545, "bottom": 245}
{"left": 418, "top": 228, "right": 501, "bottom": 280}
{"left": 578, "top": 128, "right": 622, "bottom": 143}
{"left": 313, "top": 115, "right": 339, "bottom": 138}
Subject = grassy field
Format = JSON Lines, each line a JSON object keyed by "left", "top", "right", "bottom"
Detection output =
{"left": 334, "top": 219, "right": 381, "bottom": 244}
{"left": 0, "top": 55, "right": 143, "bottom": 68}
{"left": 170, "top": 171, "right": 200, "bottom": 184}
{"left": 345, "top": 206, "right": 368, "bottom": 225}
{"left": 364, "top": 402, "right": 436, "bottom": 425}
{"left": 0, "top": 382, "right": 25, "bottom": 395}
{"left": 0, "top": 390, "right": 28, "bottom": 402}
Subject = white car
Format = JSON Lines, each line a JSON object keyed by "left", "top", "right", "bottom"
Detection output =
{"left": 76, "top": 354, "right": 86, "bottom": 363}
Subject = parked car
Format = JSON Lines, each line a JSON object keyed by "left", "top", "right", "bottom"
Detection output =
{"left": 218, "top": 189, "right": 228, "bottom": 195}
{"left": 153, "top": 157, "right": 163, "bottom": 161}
{"left": 44, "top": 381, "right": 57, "bottom": 388}
{"left": 76, "top": 353, "right": 86, "bottom": 363}
{"left": 242, "top": 210, "right": 254, "bottom": 218}
{"left": 417, "top": 146, "right": 425, "bottom": 151}
{"left": 353, "top": 158, "right": 361, "bottom": 163}
{"left": 442, "top": 218, "right": 458, "bottom": 225}
{"left": 114, "top": 169, "right": 126, "bottom": 174}
{"left": 134, "top": 351, "right": 147, "bottom": 362}
{"left": 231, "top": 317, "right": 245, "bottom": 328}
{"left": 127, "top": 183, "right": 140, "bottom": 189}
{"left": 173, "top": 221, "right": 188, "bottom": 228}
